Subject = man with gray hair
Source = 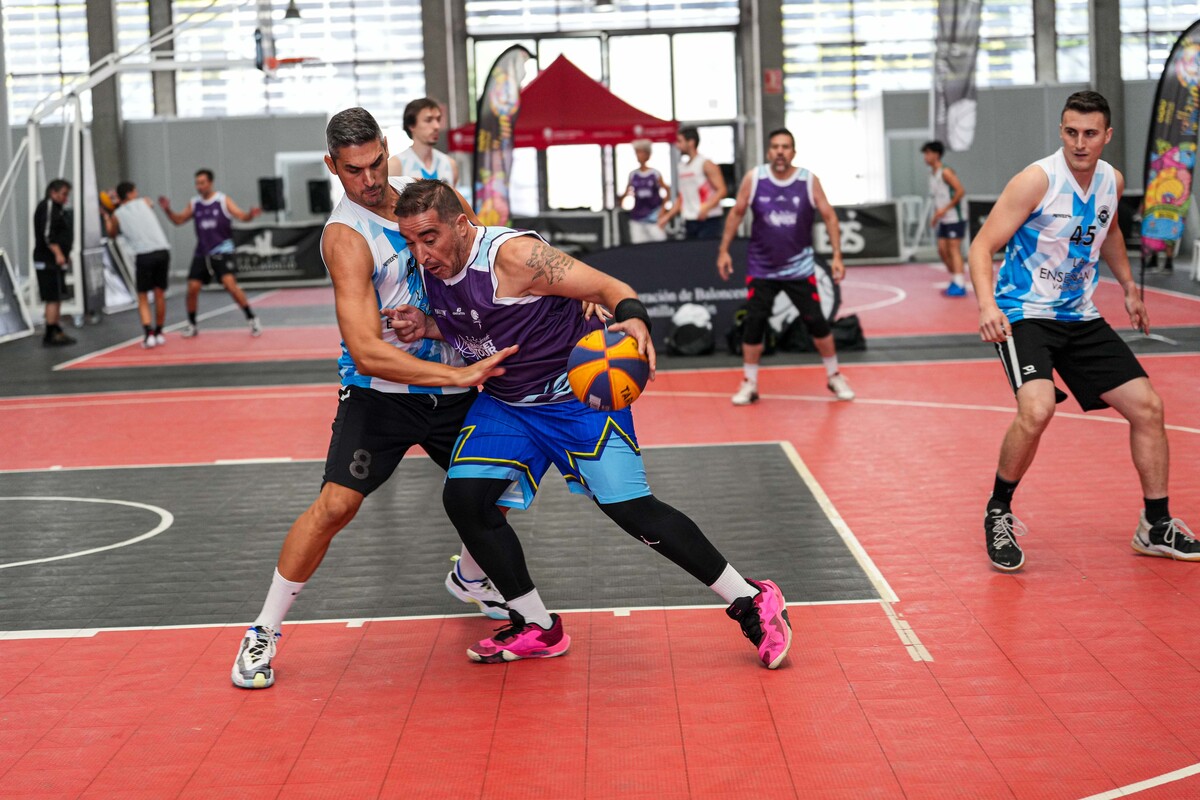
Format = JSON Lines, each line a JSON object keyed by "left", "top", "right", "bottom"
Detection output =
{"left": 231, "top": 106, "right": 515, "bottom": 690}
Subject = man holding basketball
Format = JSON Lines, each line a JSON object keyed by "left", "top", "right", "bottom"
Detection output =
{"left": 388, "top": 178, "right": 792, "bottom": 669}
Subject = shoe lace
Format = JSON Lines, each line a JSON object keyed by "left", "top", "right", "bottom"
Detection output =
{"left": 489, "top": 614, "right": 528, "bottom": 643}
{"left": 1160, "top": 518, "right": 1197, "bottom": 548}
{"left": 246, "top": 626, "right": 277, "bottom": 661}
{"left": 990, "top": 512, "right": 1027, "bottom": 550}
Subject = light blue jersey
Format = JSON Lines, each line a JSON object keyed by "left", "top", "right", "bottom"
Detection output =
{"left": 996, "top": 148, "right": 1118, "bottom": 323}
{"left": 322, "top": 175, "right": 467, "bottom": 394}
{"left": 394, "top": 147, "right": 455, "bottom": 183}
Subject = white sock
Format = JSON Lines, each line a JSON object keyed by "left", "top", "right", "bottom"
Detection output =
{"left": 822, "top": 355, "right": 839, "bottom": 378}
{"left": 507, "top": 589, "right": 553, "bottom": 629}
{"left": 252, "top": 568, "right": 305, "bottom": 631}
{"left": 708, "top": 563, "right": 758, "bottom": 604}
{"left": 455, "top": 548, "right": 487, "bottom": 581}
{"left": 743, "top": 364, "right": 759, "bottom": 384}
{"left": 952, "top": 273, "right": 966, "bottom": 287}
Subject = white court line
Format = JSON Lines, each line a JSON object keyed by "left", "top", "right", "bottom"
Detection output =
{"left": 50, "top": 289, "right": 284, "bottom": 372}
{"left": 1079, "top": 762, "right": 1200, "bottom": 799}
{"left": 0, "top": 497, "right": 173, "bottom": 570}
{"left": 778, "top": 441, "right": 933, "bottom": 661}
{"left": 0, "top": 598, "right": 883, "bottom": 641}
{"left": 838, "top": 279, "right": 907, "bottom": 315}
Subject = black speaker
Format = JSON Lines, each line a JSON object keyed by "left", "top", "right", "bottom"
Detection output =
{"left": 719, "top": 163, "right": 736, "bottom": 192}
{"left": 308, "top": 180, "right": 333, "bottom": 214}
{"left": 258, "top": 177, "right": 285, "bottom": 212}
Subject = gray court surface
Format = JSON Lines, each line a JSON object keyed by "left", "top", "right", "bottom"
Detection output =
{"left": 0, "top": 444, "right": 878, "bottom": 631}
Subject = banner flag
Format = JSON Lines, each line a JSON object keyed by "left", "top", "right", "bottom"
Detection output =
{"left": 1140, "top": 19, "right": 1200, "bottom": 261}
{"left": 473, "top": 45, "right": 532, "bottom": 227}
{"left": 933, "top": 0, "right": 982, "bottom": 151}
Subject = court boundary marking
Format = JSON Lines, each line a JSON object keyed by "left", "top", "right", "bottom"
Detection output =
{"left": 1079, "top": 761, "right": 1200, "bottom": 799}
{"left": 0, "top": 496, "right": 174, "bottom": 570}
{"left": 51, "top": 288, "right": 283, "bottom": 372}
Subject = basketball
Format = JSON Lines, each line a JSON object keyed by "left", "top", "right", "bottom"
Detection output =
{"left": 567, "top": 328, "right": 650, "bottom": 411}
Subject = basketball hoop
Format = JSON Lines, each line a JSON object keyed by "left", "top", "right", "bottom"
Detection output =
{"left": 261, "top": 56, "right": 315, "bottom": 79}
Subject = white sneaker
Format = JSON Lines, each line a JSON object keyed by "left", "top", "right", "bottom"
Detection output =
{"left": 182, "top": 323, "right": 198, "bottom": 338}
{"left": 249, "top": 317, "right": 263, "bottom": 337}
{"left": 731, "top": 380, "right": 759, "bottom": 406}
{"left": 231, "top": 625, "right": 280, "bottom": 689}
{"left": 827, "top": 373, "right": 855, "bottom": 401}
{"left": 154, "top": 333, "right": 166, "bottom": 346}
{"left": 141, "top": 334, "right": 156, "bottom": 349}
{"left": 445, "top": 558, "right": 510, "bottom": 620}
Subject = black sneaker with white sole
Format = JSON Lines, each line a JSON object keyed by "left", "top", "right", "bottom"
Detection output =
{"left": 1131, "top": 514, "right": 1200, "bottom": 561}
{"left": 985, "top": 505, "right": 1027, "bottom": 572}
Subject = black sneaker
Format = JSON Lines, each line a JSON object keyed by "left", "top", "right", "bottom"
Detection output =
{"left": 985, "top": 505, "right": 1027, "bottom": 572}
{"left": 1131, "top": 513, "right": 1200, "bottom": 561}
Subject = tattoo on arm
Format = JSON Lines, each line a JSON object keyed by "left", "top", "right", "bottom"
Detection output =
{"left": 524, "top": 242, "right": 573, "bottom": 284}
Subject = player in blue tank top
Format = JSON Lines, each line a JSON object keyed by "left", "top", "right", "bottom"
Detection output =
{"left": 717, "top": 128, "right": 855, "bottom": 406}
{"left": 388, "top": 179, "right": 794, "bottom": 670}
{"left": 230, "top": 108, "right": 520, "bottom": 692}
{"left": 968, "top": 90, "right": 1196, "bottom": 573}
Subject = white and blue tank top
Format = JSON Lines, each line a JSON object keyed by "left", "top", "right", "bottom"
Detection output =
{"left": 322, "top": 175, "right": 467, "bottom": 394}
{"left": 996, "top": 149, "right": 1118, "bottom": 323}
{"left": 394, "top": 147, "right": 455, "bottom": 184}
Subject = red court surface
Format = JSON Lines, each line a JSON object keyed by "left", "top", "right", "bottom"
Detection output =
{"left": 4, "top": 357, "right": 1200, "bottom": 797}
{"left": 840, "top": 263, "right": 1200, "bottom": 337}
{"left": 250, "top": 286, "right": 334, "bottom": 308}
{"left": 58, "top": 326, "right": 342, "bottom": 371}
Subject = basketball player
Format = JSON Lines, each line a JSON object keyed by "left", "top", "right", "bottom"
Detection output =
{"left": 158, "top": 170, "right": 263, "bottom": 337}
{"left": 621, "top": 139, "right": 670, "bottom": 244}
{"left": 386, "top": 97, "right": 458, "bottom": 186}
{"left": 388, "top": 179, "right": 792, "bottom": 669}
{"left": 230, "top": 108, "right": 516, "bottom": 690}
{"left": 716, "top": 128, "right": 854, "bottom": 405}
{"left": 969, "top": 90, "right": 1197, "bottom": 572}
{"left": 103, "top": 182, "right": 172, "bottom": 347}
{"left": 657, "top": 127, "right": 726, "bottom": 239}
{"left": 921, "top": 140, "right": 968, "bottom": 296}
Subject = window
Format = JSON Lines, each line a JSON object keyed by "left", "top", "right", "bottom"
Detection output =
{"left": 2, "top": 0, "right": 91, "bottom": 123}
{"left": 1059, "top": 0, "right": 1200, "bottom": 81}
{"left": 465, "top": 0, "right": 738, "bottom": 36}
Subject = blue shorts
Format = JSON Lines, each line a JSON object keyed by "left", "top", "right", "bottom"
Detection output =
{"left": 446, "top": 393, "right": 651, "bottom": 509}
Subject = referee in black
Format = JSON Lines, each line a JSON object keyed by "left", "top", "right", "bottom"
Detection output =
{"left": 33, "top": 178, "right": 76, "bottom": 346}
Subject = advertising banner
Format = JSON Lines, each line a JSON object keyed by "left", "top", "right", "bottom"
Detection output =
{"left": 229, "top": 222, "right": 328, "bottom": 286}
{"left": 933, "top": 0, "right": 982, "bottom": 151}
{"left": 512, "top": 213, "right": 609, "bottom": 258}
{"left": 1140, "top": 19, "right": 1200, "bottom": 260}
{"left": 813, "top": 203, "right": 903, "bottom": 262}
{"left": 473, "top": 45, "right": 532, "bottom": 227}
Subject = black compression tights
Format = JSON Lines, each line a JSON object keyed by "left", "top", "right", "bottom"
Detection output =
{"left": 443, "top": 479, "right": 730, "bottom": 598}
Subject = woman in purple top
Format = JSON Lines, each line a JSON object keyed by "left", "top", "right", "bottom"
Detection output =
{"left": 621, "top": 139, "right": 670, "bottom": 244}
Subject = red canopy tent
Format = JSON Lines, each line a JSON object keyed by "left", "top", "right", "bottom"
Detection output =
{"left": 449, "top": 55, "right": 678, "bottom": 152}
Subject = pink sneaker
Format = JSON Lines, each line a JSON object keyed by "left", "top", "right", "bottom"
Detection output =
{"left": 467, "top": 613, "right": 570, "bottom": 663}
{"left": 726, "top": 579, "right": 792, "bottom": 669}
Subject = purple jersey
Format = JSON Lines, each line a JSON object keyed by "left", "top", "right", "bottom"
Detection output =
{"left": 628, "top": 169, "right": 663, "bottom": 222}
{"left": 746, "top": 165, "right": 817, "bottom": 280}
{"left": 423, "top": 226, "right": 603, "bottom": 405}
{"left": 191, "top": 192, "right": 234, "bottom": 256}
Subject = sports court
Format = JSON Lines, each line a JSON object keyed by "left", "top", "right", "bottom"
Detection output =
{"left": 3, "top": 262, "right": 1200, "bottom": 798}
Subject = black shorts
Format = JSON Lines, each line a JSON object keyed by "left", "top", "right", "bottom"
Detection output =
{"left": 323, "top": 385, "right": 478, "bottom": 496}
{"left": 34, "top": 262, "right": 67, "bottom": 303}
{"left": 188, "top": 253, "right": 235, "bottom": 284}
{"left": 937, "top": 221, "right": 967, "bottom": 240}
{"left": 996, "top": 318, "right": 1147, "bottom": 411}
{"left": 135, "top": 250, "right": 170, "bottom": 293}
{"left": 744, "top": 275, "right": 831, "bottom": 342}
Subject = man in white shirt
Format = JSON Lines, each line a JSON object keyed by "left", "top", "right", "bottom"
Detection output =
{"left": 386, "top": 97, "right": 459, "bottom": 186}
{"left": 104, "top": 181, "right": 172, "bottom": 348}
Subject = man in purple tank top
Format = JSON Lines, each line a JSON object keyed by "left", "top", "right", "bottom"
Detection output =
{"left": 159, "top": 169, "right": 263, "bottom": 338}
{"left": 717, "top": 128, "right": 855, "bottom": 405}
{"left": 387, "top": 179, "right": 794, "bottom": 670}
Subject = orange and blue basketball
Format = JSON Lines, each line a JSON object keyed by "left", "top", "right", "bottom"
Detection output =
{"left": 567, "top": 328, "right": 650, "bottom": 411}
